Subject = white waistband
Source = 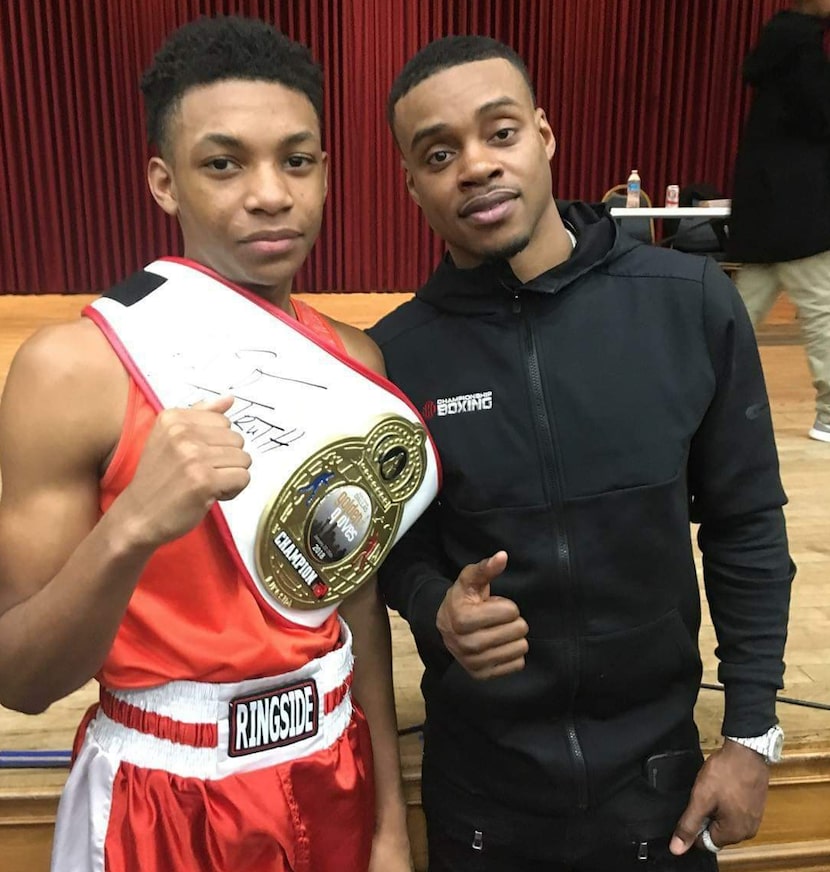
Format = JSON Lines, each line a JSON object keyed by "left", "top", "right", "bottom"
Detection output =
{"left": 89, "top": 621, "right": 354, "bottom": 780}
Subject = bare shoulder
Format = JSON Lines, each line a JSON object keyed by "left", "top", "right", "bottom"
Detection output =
{"left": 9, "top": 317, "right": 120, "bottom": 380}
{"left": 329, "top": 319, "right": 386, "bottom": 377}
{"left": 1, "top": 318, "right": 128, "bottom": 466}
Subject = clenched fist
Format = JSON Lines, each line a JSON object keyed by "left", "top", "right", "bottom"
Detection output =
{"left": 112, "top": 395, "right": 252, "bottom": 548}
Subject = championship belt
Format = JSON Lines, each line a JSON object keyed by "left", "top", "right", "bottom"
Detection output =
{"left": 85, "top": 258, "right": 440, "bottom": 628}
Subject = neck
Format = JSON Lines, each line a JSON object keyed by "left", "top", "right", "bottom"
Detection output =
{"left": 242, "top": 281, "right": 295, "bottom": 316}
{"left": 180, "top": 250, "right": 296, "bottom": 316}
{"left": 508, "top": 200, "right": 573, "bottom": 283}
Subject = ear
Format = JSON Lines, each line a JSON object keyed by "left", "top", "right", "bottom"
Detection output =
{"left": 321, "top": 151, "right": 329, "bottom": 200}
{"left": 536, "top": 109, "right": 557, "bottom": 162}
{"left": 403, "top": 162, "right": 421, "bottom": 207}
{"left": 147, "top": 156, "right": 179, "bottom": 217}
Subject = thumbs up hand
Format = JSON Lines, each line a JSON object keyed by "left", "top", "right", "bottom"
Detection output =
{"left": 436, "top": 552, "right": 529, "bottom": 680}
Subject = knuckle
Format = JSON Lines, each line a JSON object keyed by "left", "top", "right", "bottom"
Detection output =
{"left": 501, "top": 602, "right": 520, "bottom": 621}
{"left": 459, "top": 638, "right": 481, "bottom": 656}
{"left": 184, "top": 461, "right": 211, "bottom": 492}
{"left": 675, "top": 821, "right": 696, "bottom": 840}
{"left": 178, "top": 439, "right": 200, "bottom": 460}
{"left": 457, "top": 566, "right": 475, "bottom": 586}
{"left": 163, "top": 419, "right": 187, "bottom": 441}
{"left": 452, "top": 612, "right": 472, "bottom": 634}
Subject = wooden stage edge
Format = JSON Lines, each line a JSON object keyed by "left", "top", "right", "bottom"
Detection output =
{"left": 0, "top": 292, "right": 829, "bottom": 871}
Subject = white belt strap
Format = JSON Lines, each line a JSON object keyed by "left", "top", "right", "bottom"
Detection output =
{"left": 92, "top": 622, "right": 355, "bottom": 780}
{"left": 85, "top": 258, "right": 440, "bottom": 628}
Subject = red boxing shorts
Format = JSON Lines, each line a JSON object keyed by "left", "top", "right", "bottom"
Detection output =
{"left": 51, "top": 622, "right": 375, "bottom": 872}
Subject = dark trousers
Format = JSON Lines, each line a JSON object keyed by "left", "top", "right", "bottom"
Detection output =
{"left": 423, "top": 756, "right": 718, "bottom": 872}
{"left": 428, "top": 826, "right": 718, "bottom": 872}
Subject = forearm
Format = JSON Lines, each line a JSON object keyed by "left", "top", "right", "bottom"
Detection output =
{"left": 0, "top": 507, "right": 154, "bottom": 713}
{"left": 340, "top": 580, "right": 410, "bottom": 846}
{"left": 700, "top": 507, "right": 794, "bottom": 735}
{"left": 691, "top": 266, "right": 794, "bottom": 735}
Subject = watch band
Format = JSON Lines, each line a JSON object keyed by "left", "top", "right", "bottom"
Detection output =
{"left": 725, "top": 725, "right": 784, "bottom": 763}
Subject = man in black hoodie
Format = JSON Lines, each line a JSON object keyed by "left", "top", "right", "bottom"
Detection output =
{"left": 370, "top": 36, "right": 794, "bottom": 872}
{"left": 728, "top": 0, "right": 830, "bottom": 443}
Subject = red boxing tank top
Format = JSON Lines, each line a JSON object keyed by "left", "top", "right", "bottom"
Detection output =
{"left": 97, "top": 300, "right": 348, "bottom": 689}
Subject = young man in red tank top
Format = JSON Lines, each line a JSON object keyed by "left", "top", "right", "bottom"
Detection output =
{"left": 0, "top": 17, "right": 413, "bottom": 872}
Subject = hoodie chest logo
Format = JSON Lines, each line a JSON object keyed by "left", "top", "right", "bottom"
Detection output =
{"left": 422, "top": 390, "right": 493, "bottom": 420}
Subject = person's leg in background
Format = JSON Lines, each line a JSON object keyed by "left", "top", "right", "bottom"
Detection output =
{"left": 734, "top": 263, "right": 783, "bottom": 326}
{"left": 777, "top": 249, "right": 830, "bottom": 441}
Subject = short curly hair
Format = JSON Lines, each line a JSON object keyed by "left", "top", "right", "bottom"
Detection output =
{"left": 387, "top": 35, "right": 535, "bottom": 132}
{"left": 140, "top": 16, "right": 323, "bottom": 156}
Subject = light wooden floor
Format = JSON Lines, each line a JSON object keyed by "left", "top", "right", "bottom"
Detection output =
{"left": 0, "top": 291, "right": 827, "bottom": 796}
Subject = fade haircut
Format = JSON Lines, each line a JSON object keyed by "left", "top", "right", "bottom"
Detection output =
{"left": 140, "top": 16, "right": 323, "bottom": 157}
{"left": 387, "top": 35, "right": 535, "bottom": 131}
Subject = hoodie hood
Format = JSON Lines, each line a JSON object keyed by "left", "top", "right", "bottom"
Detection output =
{"left": 416, "top": 200, "right": 641, "bottom": 316}
{"left": 743, "top": 10, "right": 827, "bottom": 85}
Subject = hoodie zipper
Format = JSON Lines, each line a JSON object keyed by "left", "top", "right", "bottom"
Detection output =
{"left": 513, "top": 287, "right": 589, "bottom": 810}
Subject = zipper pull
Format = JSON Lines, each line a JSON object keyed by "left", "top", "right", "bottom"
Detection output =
{"left": 472, "top": 830, "right": 484, "bottom": 851}
{"left": 512, "top": 290, "right": 521, "bottom": 314}
{"left": 637, "top": 841, "right": 649, "bottom": 861}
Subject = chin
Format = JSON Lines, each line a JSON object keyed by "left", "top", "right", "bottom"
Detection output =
{"left": 480, "top": 234, "right": 532, "bottom": 264}
{"left": 241, "top": 263, "right": 296, "bottom": 291}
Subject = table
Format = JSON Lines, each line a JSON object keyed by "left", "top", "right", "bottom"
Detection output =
{"left": 609, "top": 206, "right": 731, "bottom": 218}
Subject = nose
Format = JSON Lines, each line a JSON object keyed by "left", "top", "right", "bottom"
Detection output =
{"left": 244, "top": 164, "right": 293, "bottom": 214}
{"left": 457, "top": 142, "right": 503, "bottom": 188}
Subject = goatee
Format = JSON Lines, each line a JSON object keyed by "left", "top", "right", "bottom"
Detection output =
{"left": 482, "top": 234, "right": 531, "bottom": 264}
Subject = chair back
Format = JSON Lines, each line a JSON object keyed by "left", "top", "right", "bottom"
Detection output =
{"left": 601, "top": 184, "right": 655, "bottom": 245}
{"left": 664, "top": 183, "right": 729, "bottom": 260}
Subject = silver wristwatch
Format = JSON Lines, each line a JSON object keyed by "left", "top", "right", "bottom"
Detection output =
{"left": 725, "top": 724, "right": 784, "bottom": 763}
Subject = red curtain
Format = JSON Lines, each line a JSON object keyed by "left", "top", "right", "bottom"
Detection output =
{"left": 0, "top": 0, "right": 788, "bottom": 294}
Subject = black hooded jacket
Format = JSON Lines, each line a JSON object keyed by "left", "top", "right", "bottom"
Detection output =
{"left": 728, "top": 10, "right": 830, "bottom": 263}
{"left": 369, "top": 203, "right": 793, "bottom": 821}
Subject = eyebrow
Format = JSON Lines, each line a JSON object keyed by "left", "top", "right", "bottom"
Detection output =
{"left": 409, "top": 97, "right": 522, "bottom": 151}
{"left": 195, "top": 130, "right": 318, "bottom": 150}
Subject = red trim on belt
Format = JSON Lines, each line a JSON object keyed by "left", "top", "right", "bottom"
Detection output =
{"left": 99, "top": 672, "right": 353, "bottom": 749}
{"left": 99, "top": 689, "right": 218, "bottom": 749}
{"left": 324, "top": 673, "right": 353, "bottom": 714}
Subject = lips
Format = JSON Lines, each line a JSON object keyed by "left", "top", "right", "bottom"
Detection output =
{"left": 240, "top": 229, "right": 302, "bottom": 243}
{"left": 458, "top": 189, "right": 518, "bottom": 218}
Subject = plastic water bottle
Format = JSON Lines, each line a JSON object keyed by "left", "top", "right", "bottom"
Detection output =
{"left": 626, "top": 169, "right": 641, "bottom": 208}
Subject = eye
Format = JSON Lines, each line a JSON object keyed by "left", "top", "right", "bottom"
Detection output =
{"left": 286, "top": 154, "right": 314, "bottom": 169}
{"left": 491, "top": 127, "right": 517, "bottom": 143}
{"left": 205, "top": 157, "right": 239, "bottom": 172}
{"left": 426, "top": 149, "right": 452, "bottom": 167}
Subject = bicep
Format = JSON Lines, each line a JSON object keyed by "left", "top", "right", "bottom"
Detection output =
{"left": 0, "top": 341, "right": 107, "bottom": 614}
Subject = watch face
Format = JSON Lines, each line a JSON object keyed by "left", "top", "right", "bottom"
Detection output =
{"left": 770, "top": 728, "right": 784, "bottom": 762}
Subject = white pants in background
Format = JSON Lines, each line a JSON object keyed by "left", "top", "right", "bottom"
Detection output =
{"left": 736, "top": 248, "right": 830, "bottom": 427}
